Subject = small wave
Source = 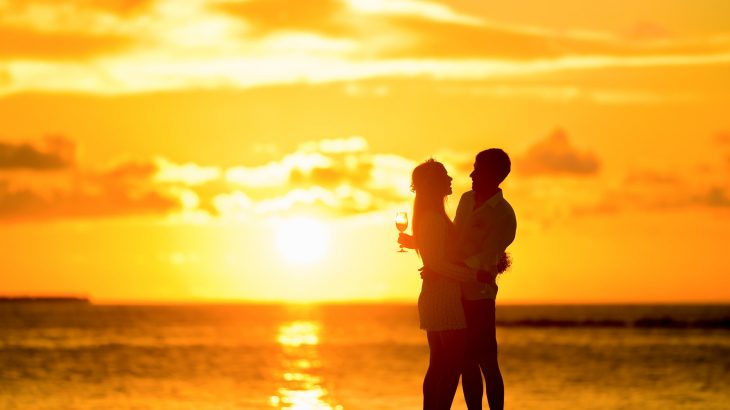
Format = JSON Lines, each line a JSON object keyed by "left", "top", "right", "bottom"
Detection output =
{"left": 633, "top": 317, "right": 730, "bottom": 329}
{"left": 495, "top": 317, "right": 730, "bottom": 329}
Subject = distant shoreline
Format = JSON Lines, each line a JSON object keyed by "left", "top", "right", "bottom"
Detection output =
{"left": 0, "top": 296, "right": 90, "bottom": 304}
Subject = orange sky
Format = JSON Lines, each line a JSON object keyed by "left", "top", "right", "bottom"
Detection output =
{"left": 1, "top": 0, "right": 729, "bottom": 303}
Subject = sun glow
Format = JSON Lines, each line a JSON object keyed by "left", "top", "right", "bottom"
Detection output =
{"left": 275, "top": 218, "right": 330, "bottom": 265}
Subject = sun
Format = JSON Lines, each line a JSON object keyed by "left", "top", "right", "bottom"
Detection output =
{"left": 275, "top": 217, "right": 329, "bottom": 264}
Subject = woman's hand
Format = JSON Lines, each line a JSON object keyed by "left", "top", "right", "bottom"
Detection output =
{"left": 398, "top": 233, "right": 415, "bottom": 249}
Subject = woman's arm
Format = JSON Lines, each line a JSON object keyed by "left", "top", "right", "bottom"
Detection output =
{"left": 398, "top": 233, "right": 415, "bottom": 249}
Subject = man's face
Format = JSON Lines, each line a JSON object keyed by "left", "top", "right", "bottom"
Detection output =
{"left": 470, "top": 161, "right": 493, "bottom": 192}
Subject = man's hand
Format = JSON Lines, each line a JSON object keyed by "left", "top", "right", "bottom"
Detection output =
{"left": 476, "top": 269, "right": 496, "bottom": 284}
{"left": 398, "top": 233, "right": 415, "bottom": 249}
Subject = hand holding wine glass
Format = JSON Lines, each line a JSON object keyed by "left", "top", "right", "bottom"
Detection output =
{"left": 395, "top": 211, "right": 409, "bottom": 252}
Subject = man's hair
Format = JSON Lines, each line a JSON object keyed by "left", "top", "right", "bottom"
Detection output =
{"left": 476, "top": 148, "right": 511, "bottom": 184}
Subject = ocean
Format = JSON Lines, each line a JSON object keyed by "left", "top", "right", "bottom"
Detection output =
{"left": 1, "top": 303, "right": 728, "bottom": 409}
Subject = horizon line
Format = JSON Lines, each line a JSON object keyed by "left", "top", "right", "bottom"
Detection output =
{"left": 2, "top": 295, "right": 729, "bottom": 306}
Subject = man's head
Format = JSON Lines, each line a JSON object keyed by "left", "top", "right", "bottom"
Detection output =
{"left": 471, "top": 148, "right": 511, "bottom": 193}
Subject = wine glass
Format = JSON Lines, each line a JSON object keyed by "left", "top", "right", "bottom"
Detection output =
{"left": 395, "top": 211, "right": 409, "bottom": 252}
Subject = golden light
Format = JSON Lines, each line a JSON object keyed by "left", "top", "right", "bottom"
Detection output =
{"left": 277, "top": 321, "right": 321, "bottom": 347}
{"left": 273, "top": 321, "right": 342, "bottom": 410}
{"left": 275, "top": 218, "right": 330, "bottom": 265}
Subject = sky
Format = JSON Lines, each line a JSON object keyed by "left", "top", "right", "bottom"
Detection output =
{"left": 1, "top": 0, "right": 729, "bottom": 303}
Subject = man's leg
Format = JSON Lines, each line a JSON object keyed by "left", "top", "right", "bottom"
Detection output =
{"left": 482, "top": 362, "right": 504, "bottom": 410}
{"left": 461, "top": 299, "right": 484, "bottom": 410}
{"left": 479, "top": 300, "right": 503, "bottom": 410}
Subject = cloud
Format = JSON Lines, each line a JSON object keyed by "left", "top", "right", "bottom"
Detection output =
{"left": 240, "top": 185, "right": 378, "bottom": 215}
{"left": 0, "top": 67, "right": 11, "bottom": 86}
{"left": 0, "top": 0, "right": 149, "bottom": 60}
{"left": 345, "top": 0, "right": 481, "bottom": 25}
{"left": 570, "top": 152, "right": 730, "bottom": 216}
{"left": 695, "top": 187, "right": 730, "bottom": 207}
{"left": 4, "top": 133, "right": 724, "bottom": 224}
{"left": 0, "top": 0, "right": 729, "bottom": 94}
{"left": 75, "top": 0, "right": 153, "bottom": 15}
{"left": 375, "top": 12, "right": 730, "bottom": 61}
{"left": 217, "top": 0, "right": 641, "bottom": 61}
{"left": 168, "top": 136, "right": 416, "bottom": 219}
{"left": 714, "top": 131, "right": 730, "bottom": 145}
{"left": 623, "top": 21, "right": 672, "bottom": 41}
{"left": 577, "top": 184, "right": 730, "bottom": 215}
{"left": 0, "top": 27, "right": 134, "bottom": 60}
{"left": 100, "top": 158, "right": 156, "bottom": 181}
{"left": 154, "top": 158, "right": 221, "bottom": 186}
{"left": 222, "top": 136, "right": 414, "bottom": 217}
{"left": 0, "top": 136, "right": 75, "bottom": 170}
{"left": 0, "top": 158, "right": 181, "bottom": 221}
{"left": 3, "top": 0, "right": 155, "bottom": 15}
{"left": 215, "top": 0, "right": 481, "bottom": 40}
{"left": 624, "top": 170, "right": 682, "bottom": 185}
{"left": 216, "top": 0, "right": 348, "bottom": 37}
{"left": 382, "top": 17, "right": 564, "bottom": 60}
{"left": 0, "top": 181, "right": 179, "bottom": 221}
{"left": 515, "top": 129, "right": 601, "bottom": 176}
{"left": 440, "top": 84, "right": 698, "bottom": 105}
{"left": 0, "top": 137, "right": 185, "bottom": 221}
{"left": 710, "top": 131, "right": 730, "bottom": 171}
{"left": 0, "top": 135, "right": 420, "bottom": 222}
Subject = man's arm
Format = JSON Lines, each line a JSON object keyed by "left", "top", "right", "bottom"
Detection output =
{"left": 463, "top": 210, "right": 517, "bottom": 279}
{"left": 420, "top": 265, "right": 495, "bottom": 283}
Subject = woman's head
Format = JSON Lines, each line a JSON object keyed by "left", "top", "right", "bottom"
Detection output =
{"left": 411, "top": 159, "right": 452, "bottom": 199}
{"left": 411, "top": 159, "right": 453, "bottom": 242}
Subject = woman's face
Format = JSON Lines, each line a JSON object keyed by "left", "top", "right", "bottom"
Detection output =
{"left": 434, "top": 164, "right": 453, "bottom": 196}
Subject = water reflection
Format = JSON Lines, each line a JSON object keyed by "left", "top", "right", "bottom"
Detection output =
{"left": 272, "top": 321, "right": 342, "bottom": 410}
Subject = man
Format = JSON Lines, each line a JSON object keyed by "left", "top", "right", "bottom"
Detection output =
{"left": 400, "top": 148, "right": 516, "bottom": 409}
{"left": 454, "top": 148, "right": 516, "bottom": 410}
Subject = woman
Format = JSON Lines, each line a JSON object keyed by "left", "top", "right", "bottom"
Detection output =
{"left": 409, "top": 159, "right": 483, "bottom": 410}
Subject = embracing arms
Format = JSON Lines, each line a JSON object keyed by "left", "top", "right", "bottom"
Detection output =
{"left": 412, "top": 213, "right": 478, "bottom": 283}
{"left": 463, "top": 211, "right": 516, "bottom": 281}
{"left": 398, "top": 213, "right": 496, "bottom": 283}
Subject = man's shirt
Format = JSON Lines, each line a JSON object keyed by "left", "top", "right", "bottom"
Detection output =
{"left": 454, "top": 189, "right": 517, "bottom": 300}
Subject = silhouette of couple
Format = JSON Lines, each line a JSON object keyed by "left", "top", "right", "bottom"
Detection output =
{"left": 398, "top": 149, "right": 516, "bottom": 410}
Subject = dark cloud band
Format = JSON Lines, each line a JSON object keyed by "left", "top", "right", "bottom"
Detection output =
{"left": 0, "top": 136, "right": 74, "bottom": 170}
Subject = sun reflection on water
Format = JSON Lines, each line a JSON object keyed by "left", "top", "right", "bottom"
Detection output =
{"left": 277, "top": 321, "right": 320, "bottom": 347}
{"left": 272, "top": 321, "right": 342, "bottom": 410}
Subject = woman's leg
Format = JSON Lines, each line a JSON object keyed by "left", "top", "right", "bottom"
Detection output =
{"left": 425, "top": 328, "right": 468, "bottom": 409}
{"left": 424, "top": 331, "right": 446, "bottom": 410}
{"left": 439, "top": 329, "right": 467, "bottom": 409}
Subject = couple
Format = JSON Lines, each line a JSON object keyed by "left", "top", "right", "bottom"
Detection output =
{"left": 399, "top": 148, "right": 516, "bottom": 410}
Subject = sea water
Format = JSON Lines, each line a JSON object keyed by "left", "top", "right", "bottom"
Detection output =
{"left": 1, "top": 303, "right": 728, "bottom": 409}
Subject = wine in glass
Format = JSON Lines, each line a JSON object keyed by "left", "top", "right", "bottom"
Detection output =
{"left": 395, "top": 211, "right": 409, "bottom": 252}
